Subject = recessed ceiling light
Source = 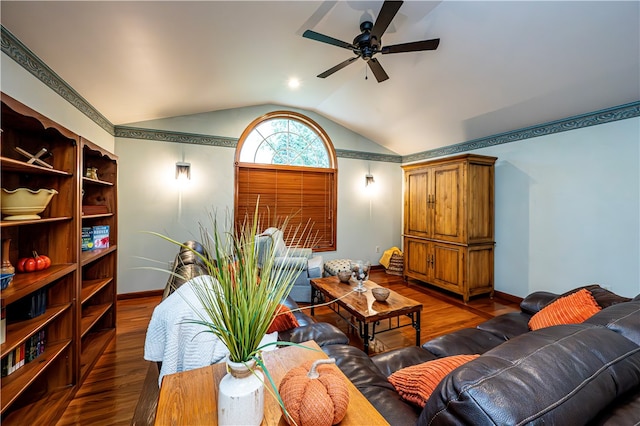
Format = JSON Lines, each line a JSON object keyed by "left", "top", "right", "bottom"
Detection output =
{"left": 288, "top": 78, "right": 300, "bottom": 89}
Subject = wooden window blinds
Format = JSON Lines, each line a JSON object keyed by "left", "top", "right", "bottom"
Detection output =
{"left": 235, "top": 164, "right": 336, "bottom": 251}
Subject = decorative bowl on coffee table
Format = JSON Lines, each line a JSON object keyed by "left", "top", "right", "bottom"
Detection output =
{"left": 372, "top": 287, "right": 390, "bottom": 302}
{"left": 337, "top": 270, "right": 352, "bottom": 283}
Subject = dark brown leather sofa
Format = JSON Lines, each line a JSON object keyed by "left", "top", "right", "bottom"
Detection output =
{"left": 136, "top": 241, "right": 639, "bottom": 425}
{"left": 321, "top": 285, "right": 640, "bottom": 425}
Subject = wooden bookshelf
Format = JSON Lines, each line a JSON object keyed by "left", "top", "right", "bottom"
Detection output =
{"left": 0, "top": 93, "right": 118, "bottom": 423}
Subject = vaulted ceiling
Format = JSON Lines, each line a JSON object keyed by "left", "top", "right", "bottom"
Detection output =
{"left": 1, "top": 1, "right": 638, "bottom": 155}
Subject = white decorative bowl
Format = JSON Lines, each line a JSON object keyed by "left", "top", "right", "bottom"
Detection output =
{"left": 1, "top": 188, "right": 58, "bottom": 220}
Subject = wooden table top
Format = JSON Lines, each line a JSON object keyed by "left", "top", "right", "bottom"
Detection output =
{"left": 155, "top": 340, "right": 389, "bottom": 425}
{"left": 310, "top": 276, "right": 423, "bottom": 323}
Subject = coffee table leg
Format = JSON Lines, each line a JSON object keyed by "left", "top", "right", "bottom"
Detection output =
{"left": 310, "top": 287, "right": 317, "bottom": 316}
{"left": 362, "top": 323, "right": 370, "bottom": 355}
{"left": 414, "top": 312, "right": 421, "bottom": 347}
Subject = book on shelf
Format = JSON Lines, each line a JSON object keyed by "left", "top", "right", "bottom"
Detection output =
{"left": 0, "top": 305, "right": 5, "bottom": 344}
{"left": 92, "top": 225, "right": 110, "bottom": 249}
{"left": 1, "top": 330, "right": 45, "bottom": 377}
{"left": 82, "top": 227, "right": 94, "bottom": 251}
{"left": 6, "top": 288, "right": 47, "bottom": 321}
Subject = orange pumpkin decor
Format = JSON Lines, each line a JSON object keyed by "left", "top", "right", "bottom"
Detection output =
{"left": 279, "top": 358, "right": 350, "bottom": 426}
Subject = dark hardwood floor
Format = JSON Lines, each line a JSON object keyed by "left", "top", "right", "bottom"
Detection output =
{"left": 56, "top": 270, "right": 519, "bottom": 425}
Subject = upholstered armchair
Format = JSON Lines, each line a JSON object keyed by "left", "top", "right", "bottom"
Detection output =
{"left": 255, "top": 227, "right": 323, "bottom": 302}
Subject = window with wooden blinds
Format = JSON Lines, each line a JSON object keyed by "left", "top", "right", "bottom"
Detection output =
{"left": 235, "top": 164, "right": 336, "bottom": 251}
{"left": 234, "top": 111, "right": 338, "bottom": 252}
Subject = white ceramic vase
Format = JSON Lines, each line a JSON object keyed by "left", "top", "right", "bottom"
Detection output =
{"left": 218, "top": 358, "right": 265, "bottom": 426}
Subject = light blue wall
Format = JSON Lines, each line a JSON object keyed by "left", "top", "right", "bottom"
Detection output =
{"left": 476, "top": 118, "right": 640, "bottom": 298}
{"left": 116, "top": 108, "right": 403, "bottom": 294}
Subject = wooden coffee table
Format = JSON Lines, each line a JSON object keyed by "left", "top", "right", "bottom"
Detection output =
{"left": 310, "top": 276, "right": 423, "bottom": 354}
{"left": 154, "top": 340, "right": 389, "bottom": 425}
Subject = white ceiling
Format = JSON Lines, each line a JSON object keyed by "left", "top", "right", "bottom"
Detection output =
{"left": 1, "top": 1, "right": 638, "bottom": 155}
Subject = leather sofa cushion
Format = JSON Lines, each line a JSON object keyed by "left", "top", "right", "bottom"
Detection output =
{"left": 281, "top": 322, "right": 349, "bottom": 347}
{"left": 372, "top": 346, "right": 437, "bottom": 378}
{"left": 584, "top": 300, "right": 640, "bottom": 346}
{"left": 421, "top": 328, "right": 506, "bottom": 357}
{"left": 323, "top": 344, "right": 422, "bottom": 426}
{"left": 519, "top": 291, "right": 558, "bottom": 315}
{"left": 475, "top": 312, "right": 531, "bottom": 340}
{"left": 419, "top": 324, "right": 640, "bottom": 425}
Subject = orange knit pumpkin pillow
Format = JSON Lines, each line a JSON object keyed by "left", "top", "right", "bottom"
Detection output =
{"left": 267, "top": 304, "right": 299, "bottom": 333}
{"left": 528, "top": 288, "right": 601, "bottom": 331}
{"left": 279, "top": 358, "right": 350, "bottom": 426}
{"left": 388, "top": 354, "right": 480, "bottom": 407}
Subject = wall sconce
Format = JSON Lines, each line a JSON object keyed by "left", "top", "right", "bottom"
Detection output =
{"left": 175, "top": 162, "right": 191, "bottom": 181}
{"left": 365, "top": 173, "right": 375, "bottom": 187}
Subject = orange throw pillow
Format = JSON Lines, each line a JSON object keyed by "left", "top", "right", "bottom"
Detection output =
{"left": 388, "top": 354, "right": 480, "bottom": 407}
{"left": 267, "top": 304, "right": 299, "bottom": 333}
{"left": 528, "top": 288, "right": 601, "bottom": 331}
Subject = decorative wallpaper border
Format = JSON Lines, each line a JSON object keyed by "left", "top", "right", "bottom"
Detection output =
{"left": 402, "top": 101, "right": 640, "bottom": 164}
{"left": 114, "top": 126, "right": 238, "bottom": 148}
{"left": 1, "top": 25, "right": 115, "bottom": 135}
{"left": 3, "top": 25, "right": 638, "bottom": 165}
{"left": 114, "top": 126, "right": 404, "bottom": 163}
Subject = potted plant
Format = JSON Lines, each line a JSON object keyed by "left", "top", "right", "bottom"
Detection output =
{"left": 151, "top": 206, "right": 314, "bottom": 425}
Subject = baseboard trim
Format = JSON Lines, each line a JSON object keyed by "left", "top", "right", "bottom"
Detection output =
{"left": 118, "top": 290, "right": 163, "bottom": 300}
{"left": 494, "top": 290, "right": 523, "bottom": 305}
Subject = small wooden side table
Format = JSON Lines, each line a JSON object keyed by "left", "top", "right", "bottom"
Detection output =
{"left": 155, "top": 340, "right": 389, "bottom": 425}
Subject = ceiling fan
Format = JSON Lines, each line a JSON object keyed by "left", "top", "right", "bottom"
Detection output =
{"left": 302, "top": 0, "right": 440, "bottom": 83}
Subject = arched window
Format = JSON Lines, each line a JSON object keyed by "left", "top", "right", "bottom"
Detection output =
{"left": 235, "top": 111, "right": 337, "bottom": 251}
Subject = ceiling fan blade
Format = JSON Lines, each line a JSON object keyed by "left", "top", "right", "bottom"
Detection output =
{"left": 371, "top": 1, "right": 403, "bottom": 41}
{"left": 318, "top": 57, "right": 359, "bottom": 78}
{"left": 303, "top": 29, "right": 354, "bottom": 50}
{"left": 382, "top": 38, "right": 440, "bottom": 54}
{"left": 367, "top": 58, "right": 389, "bottom": 82}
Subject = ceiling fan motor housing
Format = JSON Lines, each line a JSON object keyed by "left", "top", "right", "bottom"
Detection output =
{"left": 354, "top": 21, "right": 378, "bottom": 59}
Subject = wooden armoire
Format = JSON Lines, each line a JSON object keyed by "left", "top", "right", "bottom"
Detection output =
{"left": 402, "top": 154, "right": 496, "bottom": 302}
